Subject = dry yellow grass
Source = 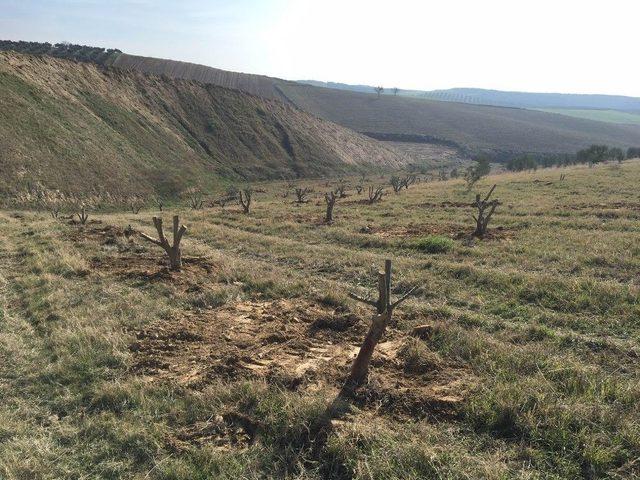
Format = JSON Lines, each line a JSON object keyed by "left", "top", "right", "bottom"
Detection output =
{"left": 1, "top": 161, "right": 639, "bottom": 479}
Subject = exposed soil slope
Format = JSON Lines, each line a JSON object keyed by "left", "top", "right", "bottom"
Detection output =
{"left": 110, "top": 52, "right": 291, "bottom": 103}
{"left": 0, "top": 52, "right": 405, "bottom": 198}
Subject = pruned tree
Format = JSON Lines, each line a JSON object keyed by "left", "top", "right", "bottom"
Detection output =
{"left": 215, "top": 186, "right": 239, "bottom": 209}
{"left": 368, "top": 185, "right": 384, "bottom": 204}
{"left": 324, "top": 191, "right": 337, "bottom": 223}
{"left": 38, "top": 190, "right": 65, "bottom": 218}
{"left": 129, "top": 196, "right": 144, "bottom": 214}
{"left": 76, "top": 203, "right": 89, "bottom": 225}
{"left": 294, "top": 187, "right": 312, "bottom": 203}
{"left": 47, "top": 201, "right": 62, "bottom": 219}
{"left": 374, "top": 86, "right": 384, "bottom": 98}
{"left": 393, "top": 87, "right": 399, "bottom": 96}
{"left": 389, "top": 176, "right": 402, "bottom": 193}
{"left": 438, "top": 167, "right": 448, "bottom": 181}
{"left": 239, "top": 188, "right": 252, "bottom": 214}
{"left": 471, "top": 184, "right": 499, "bottom": 237}
{"left": 214, "top": 195, "right": 232, "bottom": 209}
{"left": 184, "top": 187, "right": 204, "bottom": 210}
{"left": 560, "top": 173, "right": 566, "bottom": 182}
{"left": 153, "top": 196, "right": 164, "bottom": 212}
{"left": 355, "top": 184, "right": 364, "bottom": 195}
{"left": 333, "top": 180, "right": 348, "bottom": 198}
{"left": 139, "top": 215, "right": 187, "bottom": 270}
{"left": 400, "top": 174, "right": 416, "bottom": 189}
{"left": 345, "top": 260, "right": 416, "bottom": 391}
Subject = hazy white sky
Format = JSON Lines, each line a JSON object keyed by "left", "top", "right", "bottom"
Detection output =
{"left": 2, "top": 0, "right": 639, "bottom": 96}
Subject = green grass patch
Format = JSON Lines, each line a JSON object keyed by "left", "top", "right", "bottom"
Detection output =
{"left": 412, "top": 235, "right": 454, "bottom": 253}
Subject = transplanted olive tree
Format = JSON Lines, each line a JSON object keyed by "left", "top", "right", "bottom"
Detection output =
{"left": 294, "top": 187, "right": 312, "bottom": 203}
{"left": 367, "top": 185, "right": 384, "bottom": 204}
{"left": 239, "top": 188, "right": 252, "bottom": 214}
{"left": 129, "top": 195, "right": 144, "bottom": 214}
{"left": 345, "top": 259, "right": 416, "bottom": 392}
{"left": 324, "top": 191, "right": 337, "bottom": 223}
{"left": 139, "top": 215, "right": 187, "bottom": 270}
{"left": 465, "top": 156, "right": 491, "bottom": 191}
{"left": 390, "top": 176, "right": 402, "bottom": 193}
{"left": 184, "top": 187, "right": 204, "bottom": 210}
{"left": 76, "top": 202, "right": 89, "bottom": 224}
{"left": 471, "top": 184, "right": 499, "bottom": 237}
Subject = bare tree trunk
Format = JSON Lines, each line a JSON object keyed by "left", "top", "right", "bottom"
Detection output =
{"left": 344, "top": 260, "right": 415, "bottom": 393}
{"left": 471, "top": 184, "right": 499, "bottom": 237}
{"left": 139, "top": 215, "right": 187, "bottom": 270}
{"left": 324, "top": 191, "right": 336, "bottom": 223}
{"left": 346, "top": 311, "right": 390, "bottom": 387}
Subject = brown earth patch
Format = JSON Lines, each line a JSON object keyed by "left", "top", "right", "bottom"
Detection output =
{"left": 68, "top": 222, "right": 127, "bottom": 244}
{"left": 562, "top": 201, "right": 640, "bottom": 211}
{"left": 419, "top": 201, "right": 472, "bottom": 209}
{"left": 69, "top": 222, "right": 218, "bottom": 292}
{"left": 341, "top": 197, "right": 386, "bottom": 206}
{"left": 129, "top": 299, "right": 473, "bottom": 419}
{"left": 90, "top": 254, "right": 216, "bottom": 291}
{"left": 360, "top": 223, "right": 517, "bottom": 242}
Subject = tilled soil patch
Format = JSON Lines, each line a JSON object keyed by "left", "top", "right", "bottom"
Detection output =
{"left": 129, "top": 299, "right": 473, "bottom": 419}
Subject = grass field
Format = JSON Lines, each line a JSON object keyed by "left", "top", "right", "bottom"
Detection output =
{"left": 1, "top": 162, "right": 640, "bottom": 479}
{"left": 539, "top": 109, "right": 640, "bottom": 126}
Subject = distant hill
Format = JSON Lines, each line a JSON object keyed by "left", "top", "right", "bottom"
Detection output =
{"left": 4, "top": 40, "right": 640, "bottom": 160}
{"left": 0, "top": 52, "right": 405, "bottom": 198}
{"left": 277, "top": 83, "right": 640, "bottom": 158}
{"left": 299, "top": 81, "right": 640, "bottom": 126}
{"left": 298, "top": 81, "right": 640, "bottom": 112}
{"left": 420, "top": 88, "right": 640, "bottom": 111}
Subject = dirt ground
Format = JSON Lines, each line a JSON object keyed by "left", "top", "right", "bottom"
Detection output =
{"left": 77, "top": 223, "right": 474, "bottom": 422}
{"left": 128, "top": 298, "right": 471, "bottom": 419}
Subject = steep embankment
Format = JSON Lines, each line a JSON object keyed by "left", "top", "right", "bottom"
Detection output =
{"left": 0, "top": 52, "right": 405, "bottom": 198}
{"left": 109, "top": 53, "right": 289, "bottom": 103}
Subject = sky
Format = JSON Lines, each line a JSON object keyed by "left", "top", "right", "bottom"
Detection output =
{"left": 2, "top": 0, "right": 640, "bottom": 96}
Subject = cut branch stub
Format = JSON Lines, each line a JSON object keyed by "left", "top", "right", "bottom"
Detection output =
{"left": 344, "top": 259, "right": 416, "bottom": 393}
{"left": 139, "top": 215, "right": 187, "bottom": 270}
